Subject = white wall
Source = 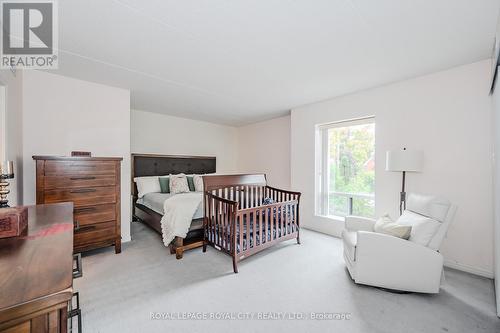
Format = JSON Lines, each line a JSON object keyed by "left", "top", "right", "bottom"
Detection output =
{"left": 0, "top": 70, "right": 23, "bottom": 206}
{"left": 22, "top": 71, "right": 132, "bottom": 241}
{"left": 131, "top": 110, "right": 238, "bottom": 173}
{"left": 291, "top": 60, "right": 494, "bottom": 277}
{"left": 237, "top": 115, "right": 291, "bottom": 189}
{"left": 491, "top": 65, "right": 500, "bottom": 316}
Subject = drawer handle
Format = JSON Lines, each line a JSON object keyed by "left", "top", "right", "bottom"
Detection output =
{"left": 75, "top": 225, "right": 96, "bottom": 233}
{"left": 74, "top": 207, "right": 96, "bottom": 213}
{"left": 70, "top": 176, "right": 96, "bottom": 180}
{"left": 70, "top": 188, "right": 97, "bottom": 194}
{"left": 74, "top": 220, "right": 80, "bottom": 231}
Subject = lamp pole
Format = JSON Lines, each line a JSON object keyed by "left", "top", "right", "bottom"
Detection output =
{"left": 400, "top": 170, "right": 406, "bottom": 215}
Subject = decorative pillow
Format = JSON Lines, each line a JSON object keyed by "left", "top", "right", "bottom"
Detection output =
{"left": 134, "top": 176, "right": 161, "bottom": 198}
{"left": 396, "top": 210, "right": 441, "bottom": 247}
{"left": 169, "top": 174, "right": 190, "bottom": 194}
{"left": 373, "top": 214, "right": 412, "bottom": 239}
{"left": 186, "top": 176, "right": 195, "bottom": 191}
{"left": 193, "top": 175, "right": 204, "bottom": 192}
{"left": 159, "top": 176, "right": 170, "bottom": 193}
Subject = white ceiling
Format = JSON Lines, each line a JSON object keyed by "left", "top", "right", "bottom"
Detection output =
{"left": 53, "top": 0, "right": 500, "bottom": 126}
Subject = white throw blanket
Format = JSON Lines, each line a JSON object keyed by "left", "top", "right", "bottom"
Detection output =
{"left": 160, "top": 192, "right": 203, "bottom": 246}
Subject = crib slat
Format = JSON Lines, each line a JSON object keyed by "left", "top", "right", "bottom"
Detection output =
{"left": 208, "top": 194, "right": 213, "bottom": 243}
{"left": 226, "top": 204, "right": 230, "bottom": 250}
{"left": 246, "top": 186, "right": 249, "bottom": 209}
{"left": 216, "top": 200, "right": 219, "bottom": 247}
{"left": 248, "top": 211, "right": 252, "bottom": 250}
{"left": 253, "top": 209, "right": 257, "bottom": 248}
{"left": 283, "top": 203, "right": 287, "bottom": 236}
{"left": 283, "top": 203, "right": 286, "bottom": 236}
{"left": 250, "top": 186, "right": 253, "bottom": 208}
{"left": 286, "top": 205, "right": 292, "bottom": 233}
{"left": 259, "top": 209, "right": 264, "bottom": 245}
{"left": 239, "top": 214, "right": 243, "bottom": 253}
{"left": 264, "top": 204, "right": 268, "bottom": 243}
{"left": 271, "top": 205, "right": 275, "bottom": 240}
{"left": 288, "top": 202, "right": 292, "bottom": 234}
{"left": 221, "top": 203, "right": 225, "bottom": 248}
{"left": 253, "top": 186, "right": 256, "bottom": 208}
{"left": 237, "top": 186, "right": 241, "bottom": 207}
{"left": 280, "top": 203, "right": 284, "bottom": 237}
{"left": 251, "top": 186, "right": 254, "bottom": 208}
{"left": 294, "top": 199, "right": 297, "bottom": 232}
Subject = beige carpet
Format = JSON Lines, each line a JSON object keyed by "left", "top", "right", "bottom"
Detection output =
{"left": 74, "top": 221, "right": 500, "bottom": 333}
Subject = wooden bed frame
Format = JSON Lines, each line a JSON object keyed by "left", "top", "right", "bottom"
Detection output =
{"left": 202, "top": 174, "right": 301, "bottom": 273}
{"left": 131, "top": 153, "right": 216, "bottom": 259}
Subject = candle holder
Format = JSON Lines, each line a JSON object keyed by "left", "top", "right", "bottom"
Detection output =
{"left": 0, "top": 161, "right": 14, "bottom": 208}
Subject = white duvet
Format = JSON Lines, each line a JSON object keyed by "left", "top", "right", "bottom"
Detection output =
{"left": 160, "top": 192, "right": 203, "bottom": 246}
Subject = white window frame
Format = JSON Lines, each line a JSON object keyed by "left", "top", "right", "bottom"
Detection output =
{"left": 315, "top": 116, "right": 375, "bottom": 219}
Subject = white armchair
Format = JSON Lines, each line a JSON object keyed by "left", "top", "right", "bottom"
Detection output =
{"left": 342, "top": 193, "right": 457, "bottom": 293}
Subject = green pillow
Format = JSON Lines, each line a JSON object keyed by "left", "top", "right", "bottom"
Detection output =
{"left": 159, "top": 177, "right": 170, "bottom": 193}
{"left": 187, "top": 176, "right": 195, "bottom": 192}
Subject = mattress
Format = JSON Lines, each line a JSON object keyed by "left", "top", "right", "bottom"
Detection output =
{"left": 136, "top": 192, "right": 204, "bottom": 220}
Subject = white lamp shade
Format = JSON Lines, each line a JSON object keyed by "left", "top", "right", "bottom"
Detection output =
{"left": 386, "top": 150, "right": 423, "bottom": 172}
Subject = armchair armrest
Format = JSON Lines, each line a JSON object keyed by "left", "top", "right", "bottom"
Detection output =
{"left": 355, "top": 231, "right": 443, "bottom": 293}
{"left": 345, "top": 216, "right": 376, "bottom": 232}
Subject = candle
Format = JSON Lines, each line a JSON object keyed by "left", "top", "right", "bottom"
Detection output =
{"left": 0, "top": 161, "right": 14, "bottom": 178}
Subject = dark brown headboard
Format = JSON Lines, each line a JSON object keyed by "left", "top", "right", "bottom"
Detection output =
{"left": 131, "top": 153, "right": 216, "bottom": 198}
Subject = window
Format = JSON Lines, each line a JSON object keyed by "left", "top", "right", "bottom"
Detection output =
{"left": 316, "top": 117, "right": 375, "bottom": 219}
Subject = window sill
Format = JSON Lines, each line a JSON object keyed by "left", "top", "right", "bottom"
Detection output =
{"left": 314, "top": 214, "right": 345, "bottom": 223}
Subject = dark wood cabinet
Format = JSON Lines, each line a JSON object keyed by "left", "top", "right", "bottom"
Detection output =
{"left": 33, "top": 156, "right": 123, "bottom": 254}
{"left": 0, "top": 203, "right": 74, "bottom": 332}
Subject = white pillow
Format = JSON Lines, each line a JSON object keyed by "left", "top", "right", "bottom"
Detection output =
{"left": 396, "top": 210, "right": 441, "bottom": 247}
{"left": 169, "top": 174, "right": 190, "bottom": 194}
{"left": 134, "top": 176, "right": 161, "bottom": 198}
{"left": 193, "top": 174, "right": 204, "bottom": 192}
{"left": 374, "top": 214, "right": 412, "bottom": 240}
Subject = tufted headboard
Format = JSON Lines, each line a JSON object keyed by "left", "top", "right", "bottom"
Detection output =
{"left": 131, "top": 153, "right": 216, "bottom": 199}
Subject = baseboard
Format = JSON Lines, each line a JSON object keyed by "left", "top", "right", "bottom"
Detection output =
{"left": 444, "top": 260, "right": 494, "bottom": 279}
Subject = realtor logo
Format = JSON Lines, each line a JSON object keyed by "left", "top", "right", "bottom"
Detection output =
{"left": 0, "top": 0, "right": 58, "bottom": 69}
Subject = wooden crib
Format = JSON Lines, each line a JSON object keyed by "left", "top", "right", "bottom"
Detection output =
{"left": 202, "top": 174, "right": 301, "bottom": 273}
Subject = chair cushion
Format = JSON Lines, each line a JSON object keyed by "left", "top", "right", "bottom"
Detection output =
{"left": 342, "top": 230, "right": 357, "bottom": 262}
{"left": 373, "top": 214, "right": 412, "bottom": 239}
{"left": 396, "top": 210, "right": 441, "bottom": 247}
{"left": 406, "top": 193, "right": 450, "bottom": 222}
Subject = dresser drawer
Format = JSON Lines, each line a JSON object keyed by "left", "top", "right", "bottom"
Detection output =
{"left": 45, "top": 174, "right": 116, "bottom": 189}
{"left": 74, "top": 220, "right": 116, "bottom": 247}
{"left": 74, "top": 204, "right": 116, "bottom": 226}
{"left": 45, "top": 160, "right": 116, "bottom": 176}
{"left": 44, "top": 186, "right": 117, "bottom": 207}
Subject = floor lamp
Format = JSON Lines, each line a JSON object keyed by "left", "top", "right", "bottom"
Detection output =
{"left": 386, "top": 149, "right": 423, "bottom": 215}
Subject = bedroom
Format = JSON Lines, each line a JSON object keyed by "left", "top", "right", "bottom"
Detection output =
{"left": 0, "top": 1, "right": 500, "bottom": 333}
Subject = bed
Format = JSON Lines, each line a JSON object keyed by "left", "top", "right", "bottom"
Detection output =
{"left": 132, "top": 153, "right": 216, "bottom": 259}
{"left": 202, "top": 174, "right": 301, "bottom": 273}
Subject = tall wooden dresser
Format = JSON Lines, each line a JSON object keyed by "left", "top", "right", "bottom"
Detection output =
{"left": 33, "top": 156, "right": 123, "bottom": 254}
